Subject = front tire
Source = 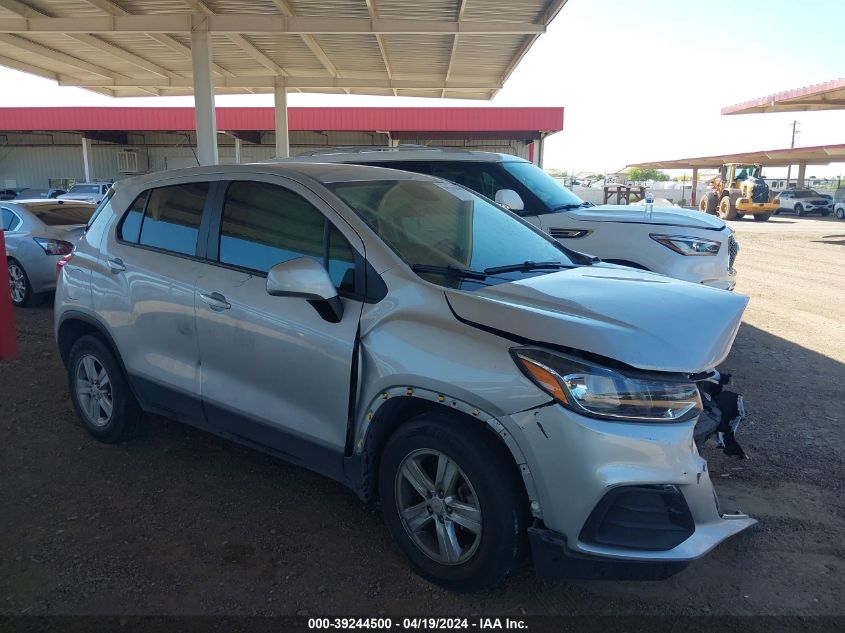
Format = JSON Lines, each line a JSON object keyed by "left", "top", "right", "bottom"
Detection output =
{"left": 753, "top": 212, "right": 772, "bottom": 222}
{"left": 836, "top": 206, "right": 845, "bottom": 220}
{"left": 379, "top": 413, "right": 528, "bottom": 591}
{"left": 67, "top": 335, "right": 142, "bottom": 443}
{"left": 719, "top": 195, "right": 738, "bottom": 220}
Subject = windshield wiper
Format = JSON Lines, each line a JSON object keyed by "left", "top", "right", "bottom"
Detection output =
{"left": 552, "top": 201, "right": 594, "bottom": 211}
{"left": 411, "top": 264, "right": 488, "bottom": 280}
{"left": 483, "top": 260, "right": 572, "bottom": 275}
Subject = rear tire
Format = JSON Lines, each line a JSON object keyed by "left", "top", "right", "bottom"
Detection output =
{"left": 7, "top": 259, "right": 42, "bottom": 307}
{"left": 795, "top": 204, "right": 804, "bottom": 217}
{"left": 379, "top": 412, "right": 528, "bottom": 592}
{"left": 753, "top": 213, "right": 772, "bottom": 222}
{"left": 699, "top": 193, "right": 717, "bottom": 214}
{"left": 67, "top": 335, "right": 142, "bottom": 443}
{"left": 836, "top": 206, "right": 845, "bottom": 220}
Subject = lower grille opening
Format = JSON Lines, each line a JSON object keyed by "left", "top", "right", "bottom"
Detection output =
{"left": 580, "top": 485, "right": 695, "bottom": 551}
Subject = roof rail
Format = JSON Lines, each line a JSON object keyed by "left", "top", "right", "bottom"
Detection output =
{"left": 293, "top": 144, "right": 474, "bottom": 158}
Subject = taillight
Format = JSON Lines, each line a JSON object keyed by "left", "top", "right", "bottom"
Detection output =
{"left": 56, "top": 253, "right": 74, "bottom": 279}
{"left": 33, "top": 237, "right": 74, "bottom": 256}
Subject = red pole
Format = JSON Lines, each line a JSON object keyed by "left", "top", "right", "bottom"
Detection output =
{"left": 0, "top": 230, "right": 20, "bottom": 360}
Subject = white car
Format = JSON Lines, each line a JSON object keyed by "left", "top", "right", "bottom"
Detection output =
{"left": 281, "top": 149, "right": 738, "bottom": 291}
{"left": 833, "top": 188, "right": 845, "bottom": 220}
{"left": 57, "top": 182, "right": 113, "bottom": 205}
{"left": 774, "top": 189, "right": 833, "bottom": 217}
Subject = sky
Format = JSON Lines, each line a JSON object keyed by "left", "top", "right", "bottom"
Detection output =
{"left": 1, "top": 0, "right": 844, "bottom": 177}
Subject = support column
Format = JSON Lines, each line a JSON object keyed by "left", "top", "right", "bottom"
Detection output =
{"left": 537, "top": 134, "right": 545, "bottom": 168}
{"left": 690, "top": 167, "right": 698, "bottom": 207}
{"left": 191, "top": 29, "right": 218, "bottom": 166}
{"left": 234, "top": 136, "right": 242, "bottom": 165}
{"left": 797, "top": 162, "right": 806, "bottom": 188}
{"left": 274, "top": 82, "right": 289, "bottom": 159}
{"left": 81, "top": 136, "right": 92, "bottom": 181}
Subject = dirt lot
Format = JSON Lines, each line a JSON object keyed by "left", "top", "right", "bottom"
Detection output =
{"left": 1, "top": 215, "right": 844, "bottom": 618}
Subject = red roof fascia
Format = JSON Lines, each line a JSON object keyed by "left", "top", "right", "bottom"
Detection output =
{"left": 0, "top": 107, "right": 564, "bottom": 133}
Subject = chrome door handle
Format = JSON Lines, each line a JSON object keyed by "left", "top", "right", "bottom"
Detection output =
{"left": 199, "top": 291, "right": 231, "bottom": 311}
{"left": 107, "top": 257, "right": 126, "bottom": 273}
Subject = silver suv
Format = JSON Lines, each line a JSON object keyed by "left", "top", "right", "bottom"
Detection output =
{"left": 55, "top": 163, "right": 755, "bottom": 590}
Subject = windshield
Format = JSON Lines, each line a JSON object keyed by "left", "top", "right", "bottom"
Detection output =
{"left": 500, "top": 161, "right": 585, "bottom": 210}
{"left": 28, "top": 204, "right": 95, "bottom": 226}
{"left": 328, "top": 179, "right": 574, "bottom": 289}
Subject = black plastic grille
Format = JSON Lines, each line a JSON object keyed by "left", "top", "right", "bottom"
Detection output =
{"left": 580, "top": 485, "right": 695, "bottom": 551}
{"left": 728, "top": 235, "right": 739, "bottom": 270}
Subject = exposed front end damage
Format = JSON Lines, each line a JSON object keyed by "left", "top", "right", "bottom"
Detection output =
{"left": 504, "top": 401, "right": 756, "bottom": 580}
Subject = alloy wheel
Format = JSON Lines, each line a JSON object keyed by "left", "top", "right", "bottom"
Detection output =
{"left": 395, "top": 448, "right": 482, "bottom": 565}
{"left": 8, "top": 262, "right": 26, "bottom": 304}
{"left": 74, "top": 354, "right": 114, "bottom": 427}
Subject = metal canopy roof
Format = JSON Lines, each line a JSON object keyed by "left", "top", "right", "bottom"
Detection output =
{"left": 628, "top": 144, "right": 845, "bottom": 170}
{"left": 722, "top": 78, "right": 845, "bottom": 115}
{"left": 0, "top": 0, "right": 568, "bottom": 99}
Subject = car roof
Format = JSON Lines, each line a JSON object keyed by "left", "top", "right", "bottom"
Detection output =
{"left": 116, "top": 161, "right": 440, "bottom": 193}
{"left": 275, "top": 147, "right": 528, "bottom": 164}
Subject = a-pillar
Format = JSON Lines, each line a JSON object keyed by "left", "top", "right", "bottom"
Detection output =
{"left": 191, "top": 29, "right": 218, "bottom": 166}
{"left": 81, "top": 136, "right": 92, "bottom": 181}
{"left": 797, "top": 162, "right": 807, "bottom": 188}
{"left": 274, "top": 82, "right": 289, "bottom": 159}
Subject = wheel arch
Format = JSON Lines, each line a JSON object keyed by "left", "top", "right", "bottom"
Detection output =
{"left": 354, "top": 388, "right": 540, "bottom": 516}
{"left": 57, "top": 311, "right": 122, "bottom": 370}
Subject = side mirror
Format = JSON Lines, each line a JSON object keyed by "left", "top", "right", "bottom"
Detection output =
{"left": 266, "top": 257, "right": 344, "bottom": 323}
{"left": 495, "top": 189, "right": 525, "bottom": 212}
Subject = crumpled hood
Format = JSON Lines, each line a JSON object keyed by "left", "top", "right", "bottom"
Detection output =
{"left": 446, "top": 265, "right": 748, "bottom": 373}
{"left": 560, "top": 205, "right": 727, "bottom": 231}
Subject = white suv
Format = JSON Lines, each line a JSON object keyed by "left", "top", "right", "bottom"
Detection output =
{"left": 774, "top": 189, "right": 833, "bottom": 217}
{"left": 282, "top": 149, "right": 739, "bottom": 291}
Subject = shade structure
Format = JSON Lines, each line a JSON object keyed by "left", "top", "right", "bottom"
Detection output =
{"left": 628, "top": 144, "right": 845, "bottom": 170}
{"left": 0, "top": 0, "right": 569, "bottom": 100}
{"left": 722, "top": 78, "right": 845, "bottom": 115}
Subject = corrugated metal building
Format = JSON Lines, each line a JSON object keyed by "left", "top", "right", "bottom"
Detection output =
{"left": 0, "top": 107, "right": 563, "bottom": 190}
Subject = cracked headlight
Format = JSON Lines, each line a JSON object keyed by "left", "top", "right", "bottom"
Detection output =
{"left": 650, "top": 234, "right": 721, "bottom": 256}
{"left": 512, "top": 348, "right": 702, "bottom": 423}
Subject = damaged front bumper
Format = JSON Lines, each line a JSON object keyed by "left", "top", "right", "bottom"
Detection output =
{"left": 504, "top": 403, "right": 756, "bottom": 580}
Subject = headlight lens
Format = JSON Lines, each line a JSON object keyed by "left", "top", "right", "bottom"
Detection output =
{"left": 512, "top": 349, "right": 702, "bottom": 423}
{"left": 650, "top": 234, "right": 721, "bottom": 256}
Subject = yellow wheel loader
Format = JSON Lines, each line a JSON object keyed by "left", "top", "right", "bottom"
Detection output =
{"left": 699, "top": 163, "right": 778, "bottom": 221}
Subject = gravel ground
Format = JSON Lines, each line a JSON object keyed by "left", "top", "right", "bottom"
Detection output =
{"left": 1, "top": 215, "right": 843, "bottom": 617}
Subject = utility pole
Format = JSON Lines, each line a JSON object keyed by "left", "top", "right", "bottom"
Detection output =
{"left": 785, "top": 120, "right": 799, "bottom": 188}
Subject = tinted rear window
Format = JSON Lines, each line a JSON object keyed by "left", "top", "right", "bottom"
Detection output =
{"left": 118, "top": 191, "right": 149, "bottom": 243}
{"left": 29, "top": 204, "right": 96, "bottom": 226}
{"left": 139, "top": 183, "right": 208, "bottom": 256}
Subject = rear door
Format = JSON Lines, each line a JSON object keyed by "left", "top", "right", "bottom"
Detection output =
{"left": 194, "top": 174, "right": 365, "bottom": 477}
{"left": 93, "top": 176, "right": 218, "bottom": 423}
